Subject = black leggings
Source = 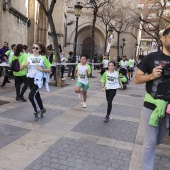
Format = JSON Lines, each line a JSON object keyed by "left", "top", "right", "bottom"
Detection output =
{"left": 105, "top": 89, "right": 117, "bottom": 116}
{"left": 71, "top": 66, "right": 75, "bottom": 79}
{"left": 15, "top": 75, "right": 28, "bottom": 98}
{"left": 27, "top": 78, "right": 44, "bottom": 113}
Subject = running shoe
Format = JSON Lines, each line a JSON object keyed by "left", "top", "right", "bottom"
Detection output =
{"left": 104, "top": 115, "right": 110, "bottom": 122}
{"left": 16, "top": 97, "right": 20, "bottom": 101}
{"left": 34, "top": 112, "right": 39, "bottom": 122}
{"left": 19, "top": 97, "right": 27, "bottom": 102}
{"left": 83, "top": 102, "right": 86, "bottom": 108}
{"left": 40, "top": 108, "right": 46, "bottom": 118}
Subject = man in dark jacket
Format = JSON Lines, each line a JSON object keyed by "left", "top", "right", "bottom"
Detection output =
{"left": 0, "top": 42, "right": 9, "bottom": 77}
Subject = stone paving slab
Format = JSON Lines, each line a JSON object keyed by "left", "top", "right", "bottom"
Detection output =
{"left": 72, "top": 115, "right": 138, "bottom": 143}
{"left": 117, "top": 89, "right": 145, "bottom": 97}
{"left": 94, "top": 103, "right": 141, "bottom": 119}
{"left": 88, "top": 81, "right": 101, "bottom": 92}
{"left": 64, "top": 131, "right": 134, "bottom": 151}
{"left": 0, "top": 88, "right": 30, "bottom": 98}
{"left": 113, "top": 95, "right": 144, "bottom": 107}
{"left": 0, "top": 103, "right": 65, "bottom": 125}
{"left": 57, "top": 88, "right": 96, "bottom": 98}
{"left": 0, "top": 123, "right": 30, "bottom": 149}
{"left": 43, "top": 95, "right": 81, "bottom": 108}
{"left": 0, "top": 143, "right": 44, "bottom": 170}
{"left": 25, "top": 137, "right": 132, "bottom": 170}
{"left": 0, "top": 70, "right": 169, "bottom": 170}
{"left": 154, "top": 155, "right": 170, "bottom": 170}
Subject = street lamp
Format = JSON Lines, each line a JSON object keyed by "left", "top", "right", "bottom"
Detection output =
{"left": 73, "top": 2, "right": 82, "bottom": 58}
{"left": 120, "top": 38, "right": 126, "bottom": 56}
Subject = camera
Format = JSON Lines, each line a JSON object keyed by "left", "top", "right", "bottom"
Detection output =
{"left": 160, "top": 63, "right": 170, "bottom": 76}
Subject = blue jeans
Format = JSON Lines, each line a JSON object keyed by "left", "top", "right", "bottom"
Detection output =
{"left": 68, "top": 66, "right": 72, "bottom": 76}
{"left": 142, "top": 107, "right": 168, "bottom": 170}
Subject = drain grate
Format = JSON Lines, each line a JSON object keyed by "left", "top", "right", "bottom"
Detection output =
{"left": 0, "top": 100, "right": 10, "bottom": 106}
{"left": 129, "top": 94, "right": 143, "bottom": 97}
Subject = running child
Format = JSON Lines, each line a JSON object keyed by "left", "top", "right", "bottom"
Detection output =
{"left": 101, "top": 61, "right": 123, "bottom": 122}
{"left": 21, "top": 43, "right": 51, "bottom": 121}
{"left": 74, "top": 56, "right": 91, "bottom": 108}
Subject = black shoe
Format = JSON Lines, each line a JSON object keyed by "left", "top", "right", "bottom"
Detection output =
{"left": 19, "top": 97, "right": 27, "bottom": 102}
{"left": 1, "top": 84, "right": 4, "bottom": 87}
{"left": 7, "top": 80, "right": 11, "bottom": 83}
{"left": 34, "top": 112, "right": 39, "bottom": 122}
{"left": 16, "top": 97, "right": 20, "bottom": 101}
{"left": 104, "top": 115, "right": 110, "bottom": 122}
{"left": 40, "top": 108, "right": 46, "bottom": 118}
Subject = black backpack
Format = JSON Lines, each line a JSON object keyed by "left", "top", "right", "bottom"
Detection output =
{"left": 11, "top": 58, "right": 20, "bottom": 72}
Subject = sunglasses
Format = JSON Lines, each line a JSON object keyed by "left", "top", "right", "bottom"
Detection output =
{"left": 32, "top": 47, "right": 39, "bottom": 50}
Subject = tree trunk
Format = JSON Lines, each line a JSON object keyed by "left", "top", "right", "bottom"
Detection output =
{"left": 47, "top": 14, "right": 61, "bottom": 82}
{"left": 117, "top": 32, "right": 120, "bottom": 62}
{"left": 104, "top": 25, "right": 108, "bottom": 52}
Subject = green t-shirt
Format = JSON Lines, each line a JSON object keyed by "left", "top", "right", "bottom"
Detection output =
{"left": 119, "top": 60, "right": 131, "bottom": 67}
{"left": 5, "top": 50, "right": 14, "bottom": 61}
{"left": 76, "top": 63, "right": 91, "bottom": 85}
{"left": 101, "top": 71, "right": 120, "bottom": 89}
{"left": 9, "top": 52, "right": 28, "bottom": 76}
{"left": 52, "top": 55, "right": 56, "bottom": 64}
{"left": 119, "top": 75, "right": 127, "bottom": 83}
{"left": 25, "top": 52, "right": 32, "bottom": 57}
{"left": 5, "top": 50, "right": 12, "bottom": 56}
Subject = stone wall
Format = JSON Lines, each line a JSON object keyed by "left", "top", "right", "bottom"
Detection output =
{"left": 0, "top": 0, "right": 28, "bottom": 46}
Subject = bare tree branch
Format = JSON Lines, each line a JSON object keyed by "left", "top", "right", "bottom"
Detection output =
{"left": 49, "top": 0, "right": 56, "bottom": 14}
{"left": 37, "top": 0, "right": 48, "bottom": 16}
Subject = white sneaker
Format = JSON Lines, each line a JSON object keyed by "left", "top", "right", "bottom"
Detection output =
{"left": 83, "top": 102, "right": 86, "bottom": 108}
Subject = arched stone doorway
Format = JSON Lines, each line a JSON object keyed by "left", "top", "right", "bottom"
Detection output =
{"left": 68, "top": 25, "right": 105, "bottom": 58}
{"left": 82, "top": 37, "right": 94, "bottom": 58}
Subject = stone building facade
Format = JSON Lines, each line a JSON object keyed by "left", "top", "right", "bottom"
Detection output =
{"left": 0, "top": 0, "right": 48, "bottom": 48}
{"left": 138, "top": 0, "right": 170, "bottom": 55}
{"left": 0, "top": 0, "right": 28, "bottom": 46}
{"left": 56, "top": 0, "right": 139, "bottom": 59}
{"left": 0, "top": 0, "right": 138, "bottom": 59}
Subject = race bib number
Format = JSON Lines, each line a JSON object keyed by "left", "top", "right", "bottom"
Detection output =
{"left": 107, "top": 76, "right": 118, "bottom": 83}
{"left": 79, "top": 74, "right": 86, "bottom": 79}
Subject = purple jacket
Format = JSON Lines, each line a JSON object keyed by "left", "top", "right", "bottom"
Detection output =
{"left": 0, "top": 47, "right": 9, "bottom": 61}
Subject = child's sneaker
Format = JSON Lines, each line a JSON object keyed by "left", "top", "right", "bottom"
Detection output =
{"left": 34, "top": 112, "right": 39, "bottom": 122}
{"left": 40, "top": 108, "right": 46, "bottom": 118}
{"left": 83, "top": 102, "right": 86, "bottom": 108}
{"left": 104, "top": 115, "right": 110, "bottom": 122}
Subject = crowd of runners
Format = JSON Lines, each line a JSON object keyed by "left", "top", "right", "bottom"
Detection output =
{"left": 1, "top": 27, "right": 170, "bottom": 170}
{"left": 0, "top": 41, "right": 137, "bottom": 122}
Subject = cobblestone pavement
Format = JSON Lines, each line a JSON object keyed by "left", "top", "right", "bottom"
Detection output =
{"left": 0, "top": 70, "right": 169, "bottom": 170}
